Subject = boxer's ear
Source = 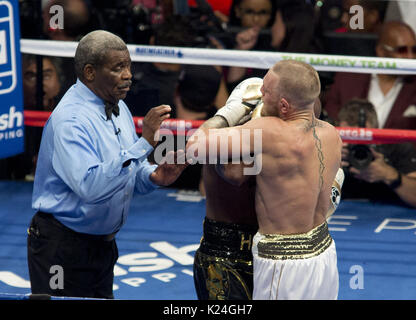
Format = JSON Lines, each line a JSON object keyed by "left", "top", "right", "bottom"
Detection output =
{"left": 279, "top": 98, "right": 290, "bottom": 114}
{"left": 83, "top": 64, "right": 95, "bottom": 82}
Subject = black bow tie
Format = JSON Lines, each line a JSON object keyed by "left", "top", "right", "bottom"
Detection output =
{"left": 105, "top": 101, "right": 120, "bottom": 120}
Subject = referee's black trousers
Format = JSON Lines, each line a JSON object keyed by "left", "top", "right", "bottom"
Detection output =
{"left": 27, "top": 211, "right": 118, "bottom": 299}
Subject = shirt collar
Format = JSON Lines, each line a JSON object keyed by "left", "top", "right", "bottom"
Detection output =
{"left": 75, "top": 78, "right": 110, "bottom": 121}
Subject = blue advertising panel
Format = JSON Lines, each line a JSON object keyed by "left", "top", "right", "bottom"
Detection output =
{"left": 0, "top": 0, "right": 23, "bottom": 159}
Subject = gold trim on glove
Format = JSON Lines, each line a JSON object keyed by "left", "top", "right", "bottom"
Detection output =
{"left": 242, "top": 83, "right": 263, "bottom": 102}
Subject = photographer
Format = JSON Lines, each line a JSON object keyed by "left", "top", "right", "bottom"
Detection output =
{"left": 339, "top": 99, "right": 416, "bottom": 208}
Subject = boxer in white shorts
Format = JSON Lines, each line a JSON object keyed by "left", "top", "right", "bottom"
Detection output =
{"left": 252, "top": 222, "right": 339, "bottom": 300}
{"left": 187, "top": 60, "right": 342, "bottom": 300}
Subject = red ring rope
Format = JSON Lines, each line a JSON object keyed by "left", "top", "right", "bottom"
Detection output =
{"left": 24, "top": 110, "right": 416, "bottom": 144}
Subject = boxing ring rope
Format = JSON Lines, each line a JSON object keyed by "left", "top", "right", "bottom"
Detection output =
{"left": 21, "top": 39, "right": 416, "bottom": 74}
{"left": 20, "top": 38, "right": 416, "bottom": 143}
{"left": 24, "top": 110, "right": 416, "bottom": 144}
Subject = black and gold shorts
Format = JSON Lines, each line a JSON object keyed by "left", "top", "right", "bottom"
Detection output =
{"left": 193, "top": 218, "right": 258, "bottom": 300}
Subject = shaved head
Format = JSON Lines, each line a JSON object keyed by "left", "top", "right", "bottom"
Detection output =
{"left": 378, "top": 21, "right": 415, "bottom": 46}
{"left": 375, "top": 21, "right": 416, "bottom": 60}
{"left": 271, "top": 60, "right": 321, "bottom": 109}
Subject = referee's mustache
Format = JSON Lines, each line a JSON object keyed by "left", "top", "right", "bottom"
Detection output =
{"left": 118, "top": 81, "right": 132, "bottom": 89}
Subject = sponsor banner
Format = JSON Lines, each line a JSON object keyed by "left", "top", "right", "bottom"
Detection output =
{"left": 20, "top": 40, "right": 416, "bottom": 75}
{"left": 0, "top": 0, "right": 23, "bottom": 159}
{"left": 337, "top": 127, "right": 416, "bottom": 144}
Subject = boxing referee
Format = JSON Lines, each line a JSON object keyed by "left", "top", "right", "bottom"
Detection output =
{"left": 27, "top": 30, "right": 185, "bottom": 299}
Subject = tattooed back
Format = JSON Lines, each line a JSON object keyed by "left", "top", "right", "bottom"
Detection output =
{"left": 250, "top": 116, "right": 342, "bottom": 235}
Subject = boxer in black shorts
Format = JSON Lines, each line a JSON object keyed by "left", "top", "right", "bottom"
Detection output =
{"left": 193, "top": 217, "right": 257, "bottom": 300}
{"left": 193, "top": 164, "right": 257, "bottom": 300}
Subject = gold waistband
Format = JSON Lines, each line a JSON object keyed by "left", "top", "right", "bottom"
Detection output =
{"left": 257, "top": 222, "right": 332, "bottom": 260}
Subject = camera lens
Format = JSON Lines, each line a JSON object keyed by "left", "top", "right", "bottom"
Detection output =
{"left": 348, "top": 145, "right": 374, "bottom": 169}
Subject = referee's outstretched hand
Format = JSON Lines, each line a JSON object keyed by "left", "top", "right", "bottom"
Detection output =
{"left": 150, "top": 150, "right": 188, "bottom": 186}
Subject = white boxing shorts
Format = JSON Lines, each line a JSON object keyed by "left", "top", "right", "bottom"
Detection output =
{"left": 252, "top": 221, "right": 339, "bottom": 300}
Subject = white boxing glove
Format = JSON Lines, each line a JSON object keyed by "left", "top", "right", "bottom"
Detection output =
{"left": 215, "top": 77, "right": 263, "bottom": 127}
{"left": 326, "top": 168, "right": 345, "bottom": 219}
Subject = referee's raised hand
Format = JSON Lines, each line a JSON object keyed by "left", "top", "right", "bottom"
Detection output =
{"left": 142, "top": 104, "right": 171, "bottom": 147}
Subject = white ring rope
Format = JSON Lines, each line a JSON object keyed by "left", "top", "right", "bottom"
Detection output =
{"left": 20, "top": 39, "right": 416, "bottom": 74}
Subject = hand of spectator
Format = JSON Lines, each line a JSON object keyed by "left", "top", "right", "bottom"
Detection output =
{"left": 213, "top": 10, "right": 229, "bottom": 24}
{"left": 150, "top": 150, "right": 188, "bottom": 186}
{"left": 208, "top": 36, "right": 225, "bottom": 50}
{"left": 349, "top": 148, "right": 398, "bottom": 183}
{"left": 142, "top": 105, "right": 171, "bottom": 147}
{"left": 270, "top": 10, "right": 286, "bottom": 49}
{"left": 235, "top": 27, "right": 261, "bottom": 50}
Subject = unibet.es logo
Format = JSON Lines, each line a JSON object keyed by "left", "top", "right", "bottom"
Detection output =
{"left": 0, "top": 30, "right": 7, "bottom": 65}
{"left": 0, "top": 106, "right": 22, "bottom": 130}
{"left": 0, "top": 106, "right": 24, "bottom": 141}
